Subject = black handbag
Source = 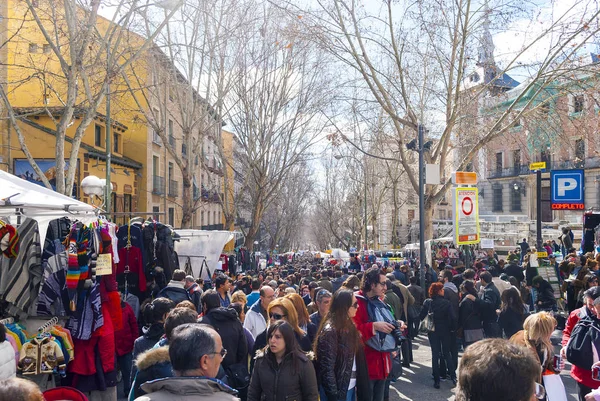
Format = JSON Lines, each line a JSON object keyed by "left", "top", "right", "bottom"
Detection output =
{"left": 225, "top": 362, "right": 251, "bottom": 389}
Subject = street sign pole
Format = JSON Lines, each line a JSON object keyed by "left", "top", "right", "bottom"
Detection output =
{"left": 536, "top": 169, "right": 542, "bottom": 250}
{"left": 418, "top": 124, "right": 426, "bottom": 288}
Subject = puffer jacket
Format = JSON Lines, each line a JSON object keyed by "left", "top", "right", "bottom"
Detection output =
{"left": 132, "top": 323, "right": 165, "bottom": 381}
{"left": 0, "top": 340, "right": 16, "bottom": 380}
{"left": 247, "top": 349, "right": 318, "bottom": 401}
{"left": 137, "top": 376, "right": 238, "bottom": 401}
{"left": 116, "top": 302, "right": 139, "bottom": 356}
{"left": 199, "top": 307, "right": 248, "bottom": 369}
{"left": 315, "top": 323, "right": 370, "bottom": 401}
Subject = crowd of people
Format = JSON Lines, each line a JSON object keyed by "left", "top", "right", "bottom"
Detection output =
{"left": 3, "top": 243, "right": 600, "bottom": 401}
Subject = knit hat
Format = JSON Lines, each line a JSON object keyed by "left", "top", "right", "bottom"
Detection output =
{"left": 0, "top": 224, "right": 19, "bottom": 258}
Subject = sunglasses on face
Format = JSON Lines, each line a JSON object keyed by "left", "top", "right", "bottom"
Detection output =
{"left": 269, "top": 313, "right": 287, "bottom": 320}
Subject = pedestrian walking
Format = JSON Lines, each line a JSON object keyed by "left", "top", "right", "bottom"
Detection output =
{"left": 314, "top": 288, "right": 370, "bottom": 401}
{"left": 247, "top": 321, "right": 318, "bottom": 401}
{"left": 458, "top": 280, "right": 484, "bottom": 348}
{"left": 419, "top": 282, "right": 457, "bottom": 389}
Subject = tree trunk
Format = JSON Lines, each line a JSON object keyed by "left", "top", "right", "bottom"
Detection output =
{"left": 423, "top": 198, "right": 435, "bottom": 242}
{"left": 181, "top": 169, "right": 193, "bottom": 229}
{"left": 244, "top": 201, "right": 264, "bottom": 250}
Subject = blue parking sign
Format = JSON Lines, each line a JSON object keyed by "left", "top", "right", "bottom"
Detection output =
{"left": 551, "top": 169, "right": 585, "bottom": 210}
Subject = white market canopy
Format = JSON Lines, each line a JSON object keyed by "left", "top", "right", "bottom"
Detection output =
{"left": 0, "top": 170, "right": 97, "bottom": 242}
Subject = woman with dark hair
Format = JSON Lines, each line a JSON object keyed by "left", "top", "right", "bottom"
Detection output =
{"left": 419, "top": 282, "right": 456, "bottom": 389}
{"left": 315, "top": 288, "right": 369, "bottom": 401}
{"left": 498, "top": 287, "right": 528, "bottom": 339}
{"left": 458, "top": 280, "right": 483, "bottom": 348}
{"left": 248, "top": 321, "right": 318, "bottom": 401}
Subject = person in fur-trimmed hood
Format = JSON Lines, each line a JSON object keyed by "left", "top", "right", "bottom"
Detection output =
{"left": 247, "top": 321, "right": 317, "bottom": 401}
{"left": 135, "top": 324, "right": 239, "bottom": 401}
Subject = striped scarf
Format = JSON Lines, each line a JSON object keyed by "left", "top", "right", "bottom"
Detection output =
{"left": 66, "top": 225, "right": 91, "bottom": 310}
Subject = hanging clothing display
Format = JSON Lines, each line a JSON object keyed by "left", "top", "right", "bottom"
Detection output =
{"left": 19, "top": 335, "right": 66, "bottom": 375}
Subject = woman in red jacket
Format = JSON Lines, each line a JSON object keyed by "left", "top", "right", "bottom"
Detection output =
{"left": 115, "top": 298, "right": 138, "bottom": 398}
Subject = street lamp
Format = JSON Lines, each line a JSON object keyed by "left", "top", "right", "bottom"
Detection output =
{"left": 81, "top": 175, "right": 113, "bottom": 209}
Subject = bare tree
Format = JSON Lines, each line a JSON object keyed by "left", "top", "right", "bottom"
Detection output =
{"left": 287, "top": 0, "right": 600, "bottom": 238}
{"left": 0, "top": 0, "right": 180, "bottom": 195}
{"left": 229, "top": 5, "right": 334, "bottom": 250}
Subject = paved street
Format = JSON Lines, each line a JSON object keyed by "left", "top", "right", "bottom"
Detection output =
{"left": 388, "top": 334, "right": 579, "bottom": 401}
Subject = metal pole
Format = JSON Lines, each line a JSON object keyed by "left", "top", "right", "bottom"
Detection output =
{"left": 536, "top": 169, "right": 542, "bottom": 250}
{"left": 364, "top": 162, "right": 368, "bottom": 252}
{"left": 418, "top": 124, "right": 426, "bottom": 288}
{"left": 105, "top": 67, "right": 111, "bottom": 216}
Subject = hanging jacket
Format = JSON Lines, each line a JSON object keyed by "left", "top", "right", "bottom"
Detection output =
{"left": 116, "top": 302, "right": 139, "bottom": 357}
{"left": 0, "top": 340, "right": 16, "bottom": 380}
{"left": 19, "top": 336, "right": 66, "bottom": 375}
{"left": 117, "top": 246, "right": 146, "bottom": 298}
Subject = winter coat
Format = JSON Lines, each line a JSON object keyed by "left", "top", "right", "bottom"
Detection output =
{"left": 0, "top": 340, "right": 16, "bottom": 380}
{"left": 157, "top": 282, "right": 191, "bottom": 305}
{"left": 562, "top": 307, "right": 600, "bottom": 390}
{"left": 19, "top": 336, "right": 66, "bottom": 375}
{"left": 419, "top": 295, "right": 456, "bottom": 334}
{"left": 244, "top": 301, "right": 267, "bottom": 339}
{"left": 352, "top": 290, "right": 391, "bottom": 381}
{"left": 187, "top": 283, "right": 203, "bottom": 313}
{"left": 443, "top": 282, "right": 460, "bottom": 325}
{"left": 331, "top": 277, "right": 345, "bottom": 294}
{"left": 315, "top": 323, "right": 370, "bottom": 401}
{"left": 318, "top": 278, "right": 333, "bottom": 293}
{"left": 525, "top": 264, "right": 539, "bottom": 287}
{"left": 199, "top": 307, "right": 248, "bottom": 369}
{"left": 248, "top": 349, "right": 318, "bottom": 401}
{"left": 498, "top": 307, "right": 527, "bottom": 339}
{"left": 535, "top": 280, "right": 557, "bottom": 311}
{"left": 136, "top": 376, "right": 239, "bottom": 401}
{"left": 389, "top": 281, "right": 414, "bottom": 321}
{"left": 458, "top": 297, "right": 482, "bottom": 331}
{"left": 504, "top": 263, "right": 525, "bottom": 282}
{"left": 133, "top": 346, "right": 173, "bottom": 399}
{"left": 132, "top": 323, "right": 165, "bottom": 380}
{"left": 116, "top": 302, "right": 139, "bottom": 357}
{"left": 407, "top": 284, "right": 425, "bottom": 307}
{"left": 250, "top": 330, "right": 311, "bottom": 373}
{"left": 384, "top": 289, "right": 403, "bottom": 321}
{"left": 476, "top": 282, "right": 501, "bottom": 322}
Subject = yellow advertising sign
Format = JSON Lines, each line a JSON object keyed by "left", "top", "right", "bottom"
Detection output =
{"left": 537, "top": 251, "right": 548, "bottom": 258}
{"left": 529, "top": 162, "right": 547, "bottom": 171}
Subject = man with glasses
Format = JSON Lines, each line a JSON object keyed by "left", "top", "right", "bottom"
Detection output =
{"left": 455, "top": 338, "right": 543, "bottom": 401}
{"left": 244, "top": 285, "right": 275, "bottom": 338}
{"left": 309, "top": 289, "right": 332, "bottom": 329}
{"left": 353, "top": 266, "right": 397, "bottom": 401}
{"left": 134, "top": 323, "right": 238, "bottom": 401}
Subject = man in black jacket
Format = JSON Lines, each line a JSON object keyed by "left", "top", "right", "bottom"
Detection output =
{"left": 466, "top": 272, "right": 501, "bottom": 338}
{"left": 503, "top": 261, "right": 525, "bottom": 283}
{"left": 198, "top": 290, "right": 248, "bottom": 395}
{"left": 157, "top": 270, "right": 192, "bottom": 305}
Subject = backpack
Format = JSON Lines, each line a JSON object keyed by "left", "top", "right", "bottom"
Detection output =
{"left": 566, "top": 315, "right": 600, "bottom": 370}
{"left": 356, "top": 294, "right": 399, "bottom": 352}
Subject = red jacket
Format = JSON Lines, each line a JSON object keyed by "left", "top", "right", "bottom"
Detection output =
{"left": 561, "top": 307, "right": 600, "bottom": 390}
{"left": 353, "top": 290, "right": 391, "bottom": 381}
{"left": 115, "top": 302, "right": 138, "bottom": 356}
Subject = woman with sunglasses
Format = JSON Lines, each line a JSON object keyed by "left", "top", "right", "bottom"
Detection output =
{"left": 314, "top": 288, "right": 370, "bottom": 401}
{"left": 248, "top": 321, "right": 318, "bottom": 401}
{"left": 250, "top": 298, "right": 311, "bottom": 372}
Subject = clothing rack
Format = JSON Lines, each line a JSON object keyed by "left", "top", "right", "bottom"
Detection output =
{"left": 37, "top": 317, "right": 59, "bottom": 333}
{"left": 0, "top": 317, "right": 14, "bottom": 325}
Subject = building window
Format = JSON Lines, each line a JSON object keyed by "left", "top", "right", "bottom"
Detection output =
{"left": 207, "top": 211, "right": 211, "bottom": 226}
{"left": 168, "top": 208, "right": 174, "bottom": 227}
{"left": 28, "top": 43, "right": 38, "bottom": 53}
{"left": 95, "top": 124, "right": 103, "bottom": 147}
{"left": 113, "top": 133, "right": 119, "bottom": 153}
{"left": 153, "top": 155, "right": 159, "bottom": 176}
{"left": 201, "top": 211, "right": 204, "bottom": 226}
{"left": 152, "top": 206, "right": 160, "bottom": 221}
{"left": 407, "top": 209, "right": 415, "bottom": 223}
{"left": 43, "top": 44, "right": 51, "bottom": 54}
{"left": 513, "top": 149, "right": 521, "bottom": 174}
{"left": 540, "top": 149, "right": 551, "bottom": 165}
{"left": 510, "top": 186, "right": 521, "bottom": 212}
{"left": 168, "top": 162, "right": 173, "bottom": 182}
{"left": 495, "top": 152, "right": 503, "bottom": 174}
{"left": 182, "top": 143, "right": 187, "bottom": 157}
{"left": 213, "top": 211, "right": 217, "bottom": 225}
{"left": 575, "top": 138, "right": 585, "bottom": 161}
{"left": 573, "top": 95, "right": 585, "bottom": 114}
{"left": 470, "top": 72, "right": 479, "bottom": 82}
{"left": 493, "top": 187, "right": 503, "bottom": 212}
{"left": 168, "top": 120, "right": 174, "bottom": 147}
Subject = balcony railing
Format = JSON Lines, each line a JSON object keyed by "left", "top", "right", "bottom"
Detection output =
{"left": 489, "top": 157, "right": 600, "bottom": 179}
{"left": 488, "top": 164, "right": 530, "bottom": 179}
{"left": 168, "top": 179, "right": 178, "bottom": 197}
{"left": 152, "top": 175, "right": 165, "bottom": 195}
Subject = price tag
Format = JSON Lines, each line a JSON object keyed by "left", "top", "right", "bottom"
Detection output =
{"left": 96, "top": 253, "right": 112, "bottom": 276}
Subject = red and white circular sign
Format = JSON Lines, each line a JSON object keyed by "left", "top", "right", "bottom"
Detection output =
{"left": 461, "top": 196, "right": 473, "bottom": 216}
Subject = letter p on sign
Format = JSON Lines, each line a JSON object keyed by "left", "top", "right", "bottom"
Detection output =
{"left": 557, "top": 178, "right": 577, "bottom": 197}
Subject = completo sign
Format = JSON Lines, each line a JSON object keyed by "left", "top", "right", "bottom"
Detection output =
{"left": 551, "top": 169, "right": 584, "bottom": 210}
{"left": 452, "top": 187, "right": 480, "bottom": 245}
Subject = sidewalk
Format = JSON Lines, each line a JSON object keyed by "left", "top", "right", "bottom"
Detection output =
{"left": 388, "top": 334, "right": 579, "bottom": 401}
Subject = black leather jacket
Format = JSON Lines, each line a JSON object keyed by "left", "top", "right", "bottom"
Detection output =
{"left": 316, "top": 323, "right": 370, "bottom": 401}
